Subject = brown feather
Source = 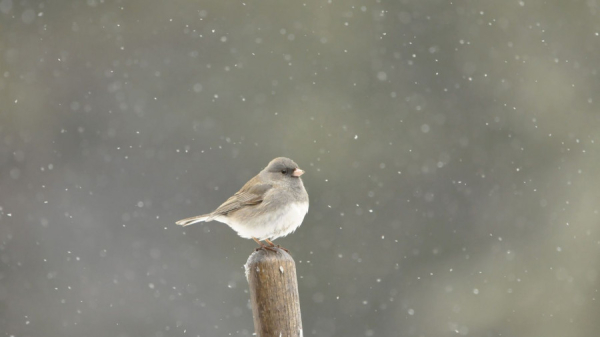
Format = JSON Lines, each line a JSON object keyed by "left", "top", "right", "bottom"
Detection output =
{"left": 207, "top": 175, "right": 272, "bottom": 218}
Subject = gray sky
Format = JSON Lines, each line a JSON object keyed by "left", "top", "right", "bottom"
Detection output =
{"left": 1, "top": 1, "right": 599, "bottom": 336}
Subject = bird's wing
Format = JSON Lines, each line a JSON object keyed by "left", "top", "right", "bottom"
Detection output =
{"left": 209, "top": 176, "right": 272, "bottom": 217}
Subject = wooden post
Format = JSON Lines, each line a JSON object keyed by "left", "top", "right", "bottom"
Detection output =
{"left": 245, "top": 248, "right": 303, "bottom": 337}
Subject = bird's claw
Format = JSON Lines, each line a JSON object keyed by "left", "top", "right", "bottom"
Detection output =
{"left": 253, "top": 237, "right": 278, "bottom": 252}
{"left": 255, "top": 245, "right": 279, "bottom": 252}
{"left": 265, "top": 238, "right": 290, "bottom": 253}
{"left": 276, "top": 245, "right": 289, "bottom": 253}
{"left": 253, "top": 237, "right": 289, "bottom": 253}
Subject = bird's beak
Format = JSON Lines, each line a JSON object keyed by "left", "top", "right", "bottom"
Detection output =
{"left": 292, "top": 168, "right": 305, "bottom": 177}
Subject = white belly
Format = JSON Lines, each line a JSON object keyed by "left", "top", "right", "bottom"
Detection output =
{"left": 216, "top": 202, "right": 309, "bottom": 241}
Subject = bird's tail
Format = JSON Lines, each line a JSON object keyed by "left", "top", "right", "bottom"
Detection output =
{"left": 176, "top": 214, "right": 211, "bottom": 227}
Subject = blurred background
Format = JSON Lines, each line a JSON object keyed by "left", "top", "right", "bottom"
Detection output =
{"left": 1, "top": 0, "right": 599, "bottom": 336}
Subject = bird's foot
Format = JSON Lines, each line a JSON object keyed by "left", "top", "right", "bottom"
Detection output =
{"left": 255, "top": 246, "right": 278, "bottom": 252}
{"left": 264, "top": 239, "right": 290, "bottom": 253}
{"left": 277, "top": 245, "right": 290, "bottom": 253}
{"left": 252, "top": 237, "right": 279, "bottom": 252}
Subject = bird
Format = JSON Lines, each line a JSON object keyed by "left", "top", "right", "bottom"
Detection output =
{"left": 176, "top": 157, "right": 309, "bottom": 252}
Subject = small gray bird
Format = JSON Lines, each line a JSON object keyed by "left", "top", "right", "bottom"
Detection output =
{"left": 176, "top": 157, "right": 309, "bottom": 251}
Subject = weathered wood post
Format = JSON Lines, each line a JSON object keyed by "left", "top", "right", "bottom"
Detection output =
{"left": 245, "top": 248, "right": 303, "bottom": 337}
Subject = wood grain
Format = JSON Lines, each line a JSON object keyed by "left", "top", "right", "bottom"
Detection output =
{"left": 245, "top": 248, "right": 303, "bottom": 337}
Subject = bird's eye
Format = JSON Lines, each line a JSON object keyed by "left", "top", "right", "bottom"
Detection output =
{"left": 281, "top": 169, "right": 288, "bottom": 174}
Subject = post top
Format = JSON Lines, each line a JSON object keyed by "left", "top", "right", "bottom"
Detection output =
{"left": 244, "top": 248, "right": 295, "bottom": 280}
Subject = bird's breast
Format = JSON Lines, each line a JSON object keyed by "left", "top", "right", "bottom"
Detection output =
{"left": 225, "top": 201, "right": 308, "bottom": 241}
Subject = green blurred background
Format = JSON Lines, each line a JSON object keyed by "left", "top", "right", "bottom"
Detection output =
{"left": 1, "top": 0, "right": 599, "bottom": 336}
